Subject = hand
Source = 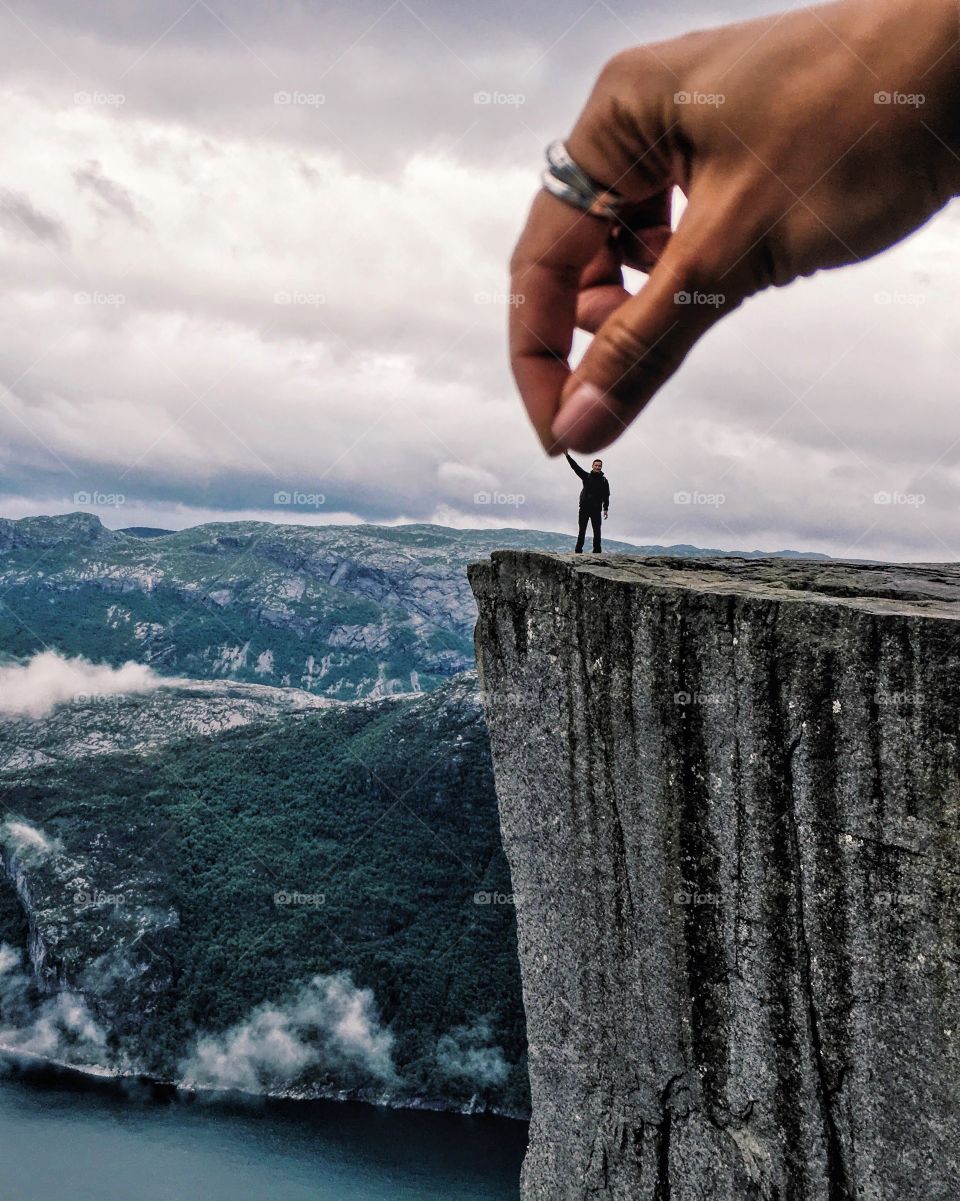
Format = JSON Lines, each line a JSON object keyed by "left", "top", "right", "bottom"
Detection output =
{"left": 510, "top": 0, "right": 960, "bottom": 453}
{"left": 604, "top": 510, "right": 609, "bottom": 520}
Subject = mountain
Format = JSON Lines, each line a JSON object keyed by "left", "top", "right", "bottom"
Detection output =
{"left": 0, "top": 673, "right": 527, "bottom": 1114}
{"left": 0, "top": 513, "right": 830, "bottom": 700}
{"left": 116, "top": 527, "right": 176, "bottom": 539}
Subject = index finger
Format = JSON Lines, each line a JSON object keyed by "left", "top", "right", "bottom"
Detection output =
{"left": 509, "top": 190, "right": 610, "bottom": 453}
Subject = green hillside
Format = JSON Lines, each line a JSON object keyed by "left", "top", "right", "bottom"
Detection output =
{"left": 0, "top": 675, "right": 527, "bottom": 1113}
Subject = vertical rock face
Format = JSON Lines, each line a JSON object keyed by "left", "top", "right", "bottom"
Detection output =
{"left": 469, "top": 552, "right": 960, "bottom": 1201}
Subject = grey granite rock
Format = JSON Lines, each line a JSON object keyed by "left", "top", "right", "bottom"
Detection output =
{"left": 469, "top": 552, "right": 960, "bottom": 1201}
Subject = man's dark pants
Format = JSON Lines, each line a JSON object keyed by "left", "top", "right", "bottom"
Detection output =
{"left": 575, "top": 505, "right": 603, "bottom": 553}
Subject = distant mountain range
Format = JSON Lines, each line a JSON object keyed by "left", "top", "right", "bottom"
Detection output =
{"left": 0, "top": 512, "right": 831, "bottom": 700}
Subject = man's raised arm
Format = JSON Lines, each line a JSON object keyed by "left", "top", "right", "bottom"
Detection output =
{"left": 565, "top": 451, "right": 588, "bottom": 481}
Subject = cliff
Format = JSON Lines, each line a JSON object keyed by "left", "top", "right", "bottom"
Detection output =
{"left": 469, "top": 551, "right": 960, "bottom": 1201}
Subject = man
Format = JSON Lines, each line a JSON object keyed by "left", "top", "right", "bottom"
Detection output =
{"left": 566, "top": 452, "right": 609, "bottom": 554}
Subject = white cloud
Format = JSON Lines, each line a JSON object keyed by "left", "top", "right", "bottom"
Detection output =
{"left": 180, "top": 972, "right": 395, "bottom": 1094}
{"left": 0, "top": 820, "right": 61, "bottom": 863}
{"left": 0, "top": 651, "right": 161, "bottom": 719}
{"left": 0, "top": 942, "right": 107, "bottom": 1065}
{"left": 436, "top": 1017, "right": 509, "bottom": 1087}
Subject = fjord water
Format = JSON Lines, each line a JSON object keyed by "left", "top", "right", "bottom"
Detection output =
{"left": 0, "top": 1064, "right": 525, "bottom": 1201}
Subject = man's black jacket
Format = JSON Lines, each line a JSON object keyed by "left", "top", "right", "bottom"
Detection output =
{"left": 566, "top": 453, "right": 610, "bottom": 512}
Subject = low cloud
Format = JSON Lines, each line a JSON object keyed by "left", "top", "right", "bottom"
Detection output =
{"left": 436, "top": 1017, "right": 509, "bottom": 1087}
{"left": 73, "top": 160, "right": 146, "bottom": 227}
{"left": 0, "top": 651, "right": 162, "bottom": 719}
{"left": 0, "top": 819, "right": 61, "bottom": 864}
{"left": 180, "top": 972, "right": 395, "bottom": 1094}
{"left": 0, "top": 942, "right": 107, "bottom": 1066}
{"left": 0, "top": 187, "right": 66, "bottom": 246}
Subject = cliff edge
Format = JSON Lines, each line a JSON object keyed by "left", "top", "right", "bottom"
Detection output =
{"left": 469, "top": 552, "right": 960, "bottom": 1200}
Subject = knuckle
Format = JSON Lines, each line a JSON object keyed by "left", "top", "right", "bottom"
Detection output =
{"left": 598, "top": 316, "right": 677, "bottom": 385}
{"left": 595, "top": 49, "right": 640, "bottom": 92}
{"left": 596, "top": 46, "right": 671, "bottom": 95}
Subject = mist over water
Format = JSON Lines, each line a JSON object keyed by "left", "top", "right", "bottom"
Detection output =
{"left": 0, "top": 1061, "right": 526, "bottom": 1201}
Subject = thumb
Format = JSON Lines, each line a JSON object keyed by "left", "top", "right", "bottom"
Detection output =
{"left": 552, "top": 192, "right": 750, "bottom": 451}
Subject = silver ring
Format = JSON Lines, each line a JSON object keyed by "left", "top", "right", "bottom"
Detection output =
{"left": 541, "top": 139, "right": 628, "bottom": 222}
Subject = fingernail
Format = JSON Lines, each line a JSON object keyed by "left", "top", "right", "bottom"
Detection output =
{"left": 553, "top": 382, "right": 603, "bottom": 438}
{"left": 552, "top": 382, "right": 622, "bottom": 451}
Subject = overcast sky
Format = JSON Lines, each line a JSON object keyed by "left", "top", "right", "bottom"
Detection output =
{"left": 0, "top": 0, "right": 957, "bottom": 559}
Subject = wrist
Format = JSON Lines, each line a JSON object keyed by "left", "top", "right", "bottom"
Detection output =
{"left": 850, "top": 0, "right": 960, "bottom": 197}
